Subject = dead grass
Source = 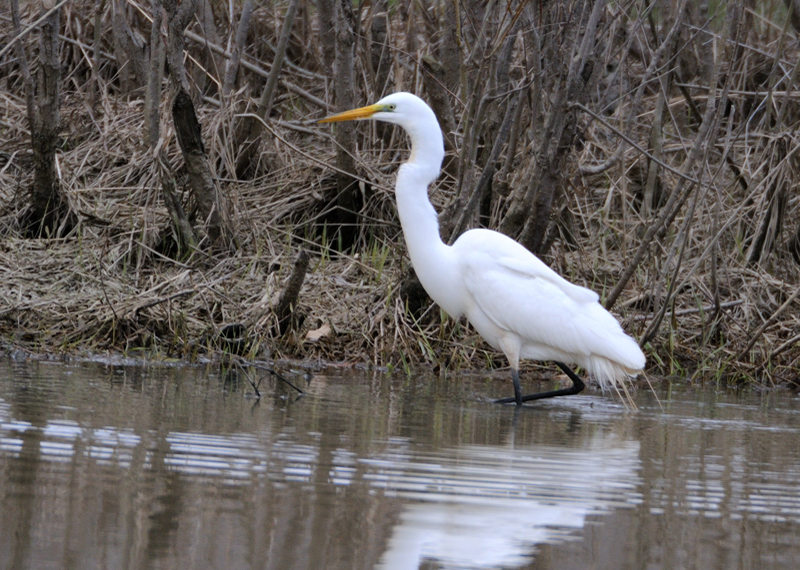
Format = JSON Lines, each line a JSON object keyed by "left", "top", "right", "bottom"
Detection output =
{"left": 1, "top": 0, "right": 799, "bottom": 390}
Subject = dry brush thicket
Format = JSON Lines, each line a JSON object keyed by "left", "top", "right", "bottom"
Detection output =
{"left": 0, "top": 0, "right": 798, "bottom": 387}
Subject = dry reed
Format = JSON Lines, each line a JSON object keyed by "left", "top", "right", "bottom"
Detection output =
{"left": 1, "top": 0, "right": 798, "bottom": 389}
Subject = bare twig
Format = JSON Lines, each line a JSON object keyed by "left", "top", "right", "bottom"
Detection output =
{"left": 572, "top": 102, "right": 700, "bottom": 186}
{"left": 735, "top": 285, "right": 800, "bottom": 361}
{"left": 0, "top": 0, "right": 71, "bottom": 61}
{"left": 605, "top": 0, "right": 741, "bottom": 311}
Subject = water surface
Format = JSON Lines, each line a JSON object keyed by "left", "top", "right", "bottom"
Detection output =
{"left": 1, "top": 359, "right": 798, "bottom": 569}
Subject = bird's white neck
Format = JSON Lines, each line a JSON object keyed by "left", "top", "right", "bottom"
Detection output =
{"left": 394, "top": 130, "right": 463, "bottom": 317}
{"left": 395, "top": 163, "right": 444, "bottom": 253}
{"left": 393, "top": 117, "right": 446, "bottom": 244}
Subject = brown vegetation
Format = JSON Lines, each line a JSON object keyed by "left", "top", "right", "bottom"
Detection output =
{"left": 0, "top": 0, "right": 798, "bottom": 387}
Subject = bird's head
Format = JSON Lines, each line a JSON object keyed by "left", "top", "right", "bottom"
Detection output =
{"left": 318, "top": 92, "right": 437, "bottom": 133}
{"left": 319, "top": 92, "right": 445, "bottom": 180}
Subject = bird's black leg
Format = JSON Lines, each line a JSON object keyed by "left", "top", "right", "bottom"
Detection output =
{"left": 511, "top": 368, "right": 523, "bottom": 406}
{"left": 495, "top": 362, "right": 585, "bottom": 405}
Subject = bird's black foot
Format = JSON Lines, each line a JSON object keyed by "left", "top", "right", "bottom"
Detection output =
{"left": 494, "top": 362, "right": 586, "bottom": 405}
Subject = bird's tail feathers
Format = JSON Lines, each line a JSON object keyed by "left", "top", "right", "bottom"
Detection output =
{"left": 604, "top": 332, "right": 646, "bottom": 370}
{"left": 586, "top": 356, "right": 641, "bottom": 392}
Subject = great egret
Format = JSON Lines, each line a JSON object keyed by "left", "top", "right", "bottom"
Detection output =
{"left": 319, "top": 92, "right": 645, "bottom": 405}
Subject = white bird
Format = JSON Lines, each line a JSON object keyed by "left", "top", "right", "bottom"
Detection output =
{"left": 320, "top": 92, "right": 645, "bottom": 405}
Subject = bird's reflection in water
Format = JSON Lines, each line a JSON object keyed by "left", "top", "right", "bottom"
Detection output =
{"left": 375, "top": 415, "right": 641, "bottom": 569}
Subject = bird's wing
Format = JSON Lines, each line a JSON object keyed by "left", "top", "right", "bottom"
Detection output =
{"left": 455, "top": 231, "right": 616, "bottom": 358}
{"left": 455, "top": 229, "right": 599, "bottom": 304}
{"left": 462, "top": 258, "right": 591, "bottom": 356}
{"left": 492, "top": 254, "right": 600, "bottom": 305}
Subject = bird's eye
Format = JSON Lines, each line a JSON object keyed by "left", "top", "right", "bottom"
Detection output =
{"left": 386, "top": 104, "right": 396, "bottom": 111}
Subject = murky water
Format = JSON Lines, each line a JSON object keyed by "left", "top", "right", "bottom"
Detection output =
{"left": 1, "top": 359, "right": 799, "bottom": 570}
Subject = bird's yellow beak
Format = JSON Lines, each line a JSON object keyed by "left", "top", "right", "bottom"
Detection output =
{"left": 318, "top": 103, "right": 384, "bottom": 123}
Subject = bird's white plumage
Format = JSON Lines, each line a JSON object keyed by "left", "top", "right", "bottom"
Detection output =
{"left": 321, "top": 92, "right": 645, "bottom": 398}
{"left": 452, "top": 228, "right": 644, "bottom": 390}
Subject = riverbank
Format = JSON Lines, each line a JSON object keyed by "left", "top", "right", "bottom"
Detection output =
{"left": 2, "top": 1, "right": 798, "bottom": 388}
